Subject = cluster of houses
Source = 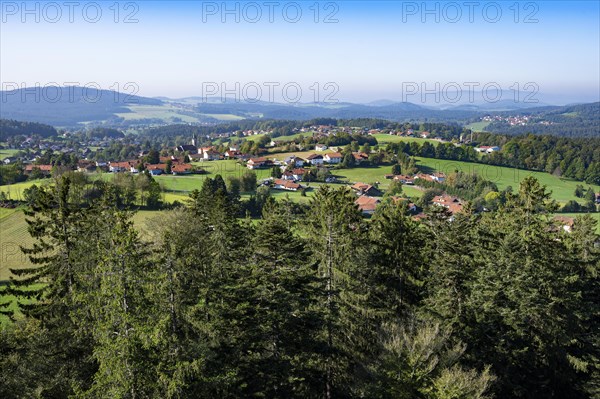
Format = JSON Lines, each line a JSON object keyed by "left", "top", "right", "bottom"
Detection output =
{"left": 246, "top": 152, "right": 346, "bottom": 170}
{"left": 24, "top": 155, "right": 197, "bottom": 177}
{"left": 349, "top": 171, "right": 467, "bottom": 218}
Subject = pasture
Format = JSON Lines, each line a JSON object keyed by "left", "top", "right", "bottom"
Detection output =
{"left": 370, "top": 134, "right": 441, "bottom": 145}
{"left": 464, "top": 121, "right": 490, "bottom": 132}
{"left": 413, "top": 157, "right": 600, "bottom": 204}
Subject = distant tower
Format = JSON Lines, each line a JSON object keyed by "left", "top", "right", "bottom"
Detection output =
{"left": 192, "top": 133, "right": 197, "bottom": 147}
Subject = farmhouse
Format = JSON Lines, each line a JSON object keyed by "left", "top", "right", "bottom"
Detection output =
{"left": 202, "top": 150, "right": 221, "bottom": 161}
{"left": 351, "top": 182, "right": 381, "bottom": 197}
{"left": 324, "top": 152, "right": 342, "bottom": 164}
{"left": 146, "top": 164, "right": 167, "bottom": 175}
{"left": 432, "top": 194, "right": 463, "bottom": 214}
{"left": 393, "top": 175, "right": 415, "bottom": 185}
{"left": 352, "top": 152, "right": 370, "bottom": 164}
{"left": 355, "top": 196, "right": 380, "bottom": 215}
{"left": 273, "top": 179, "right": 302, "bottom": 191}
{"left": 109, "top": 161, "right": 132, "bottom": 173}
{"left": 284, "top": 156, "right": 305, "bottom": 168}
{"left": 315, "top": 144, "right": 328, "bottom": 151}
{"left": 306, "top": 154, "right": 324, "bottom": 166}
{"left": 171, "top": 163, "right": 193, "bottom": 175}
{"left": 224, "top": 150, "right": 243, "bottom": 159}
{"left": 24, "top": 164, "right": 53, "bottom": 175}
{"left": 247, "top": 157, "right": 270, "bottom": 170}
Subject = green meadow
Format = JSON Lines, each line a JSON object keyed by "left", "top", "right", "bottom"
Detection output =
{"left": 370, "top": 134, "right": 441, "bottom": 145}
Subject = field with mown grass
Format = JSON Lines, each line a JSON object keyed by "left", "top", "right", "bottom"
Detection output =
{"left": 413, "top": 157, "right": 600, "bottom": 205}
{"left": 0, "top": 179, "right": 52, "bottom": 201}
{"left": 370, "top": 134, "right": 441, "bottom": 145}
{"left": 464, "top": 121, "right": 490, "bottom": 132}
{"left": 0, "top": 148, "right": 21, "bottom": 159}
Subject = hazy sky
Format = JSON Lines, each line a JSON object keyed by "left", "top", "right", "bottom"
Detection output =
{"left": 1, "top": 1, "right": 599, "bottom": 104}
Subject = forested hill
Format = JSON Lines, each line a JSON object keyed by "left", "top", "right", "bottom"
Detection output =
{"left": 484, "top": 102, "right": 600, "bottom": 137}
{"left": 0, "top": 86, "right": 162, "bottom": 126}
{"left": 0, "top": 119, "right": 58, "bottom": 141}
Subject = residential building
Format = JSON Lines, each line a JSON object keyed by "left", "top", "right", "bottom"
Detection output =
{"left": 324, "top": 152, "right": 342, "bottom": 164}
{"left": 355, "top": 196, "right": 380, "bottom": 215}
{"left": 306, "top": 154, "right": 324, "bottom": 166}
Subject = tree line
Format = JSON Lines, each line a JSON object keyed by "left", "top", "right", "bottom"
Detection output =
{"left": 0, "top": 175, "right": 598, "bottom": 398}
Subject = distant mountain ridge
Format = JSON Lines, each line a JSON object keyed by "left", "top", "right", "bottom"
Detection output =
{"left": 0, "top": 87, "right": 598, "bottom": 138}
{"left": 0, "top": 86, "right": 162, "bottom": 126}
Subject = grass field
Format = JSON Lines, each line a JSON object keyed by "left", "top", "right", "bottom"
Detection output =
{"left": 116, "top": 105, "right": 205, "bottom": 123}
{"left": 0, "top": 179, "right": 51, "bottom": 201}
{"left": 0, "top": 148, "right": 21, "bottom": 159}
{"left": 371, "top": 134, "right": 441, "bottom": 145}
{"left": 465, "top": 121, "right": 491, "bottom": 132}
{"left": 413, "top": 157, "right": 600, "bottom": 204}
{"left": 0, "top": 210, "right": 35, "bottom": 282}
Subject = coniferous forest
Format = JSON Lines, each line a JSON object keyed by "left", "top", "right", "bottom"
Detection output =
{"left": 0, "top": 174, "right": 598, "bottom": 399}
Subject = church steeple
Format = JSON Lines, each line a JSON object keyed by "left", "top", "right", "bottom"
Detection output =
{"left": 192, "top": 133, "right": 197, "bottom": 147}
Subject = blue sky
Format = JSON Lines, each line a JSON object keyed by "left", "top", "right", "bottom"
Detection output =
{"left": 1, "top": 1, "right": 598, "bottom": 104}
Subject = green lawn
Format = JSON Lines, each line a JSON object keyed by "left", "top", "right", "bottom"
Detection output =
{"left": 464, "top": 121, "right": 490, "bottom": 132}
{"left": 371, "top": 134, "right": 441, "bottom": 145}
{"left": 0, "top": 148, "right": 21, "bottom": 159}
{"left": 413, "top": 157, "right": 600, "bottom": 204}
{"left": 0, "top": 210, "right": 35, "bottom": 282}
{"left": 0, "top": 179, "right": 51, "bottom": 201}
{"left": 116, "top": 105, "right": 205, "bottom": 123}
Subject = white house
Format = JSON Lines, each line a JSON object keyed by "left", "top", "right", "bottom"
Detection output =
{"left": 315, "top": 144, "right": 328, "bottom": 151}
{"left": 203, "top": 150, "right": 221, "bottom": 161}
{"left": 273, "top": 179, "right": 302, "bottom": 191}
{"left": 284, "top": 156, "right": 305, "bottom": 168}
{"left": 306, "top": 154, "right": 324, "bottom": 166}
{"left": 324, "top": 152, "right": 342, "bottom": 164}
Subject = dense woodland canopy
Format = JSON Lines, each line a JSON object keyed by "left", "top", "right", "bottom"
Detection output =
{"left": 0, "top": 120, "right": 58, "bottom": 141}
{"left": 0, "top": 175, "right": 598, "bottom": 399}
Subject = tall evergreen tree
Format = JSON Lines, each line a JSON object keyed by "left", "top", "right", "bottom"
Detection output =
{"left": 303, "top": 185, "right": 374, "bottom": 397}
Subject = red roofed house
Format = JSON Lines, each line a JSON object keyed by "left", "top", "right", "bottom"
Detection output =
{"left": 352, "top": 152, "right": 370, "bottom": 164}
{"left": 146, "top": 164, "right": 167, "bottom": 175}
{"left": 24, "top": 164, "right": 53, "bottom": 175}
{"left": 351, "top": 182, "right": 381, "bottom": 197}
{"left": 432, "top": 194, "right": 463, "bottom": 214}
{"left": 306, "top": 153, "right": 324, "bottom": 166}
{"left": 415, "top": 173, "right": 434, "bottom": 182}
{"left": 393, "top": 175, "right": 415, "bottom": 185}
{"left": 324, "top": 152, "right": 343, "bottom": 164}
{"left": 171, "top": 163, "right": 193, "bottom": 175}
{"left": 109, "top": 161, "right": 133, "bottom": 173}
{"left": 247, "top": 157, "right": 268, "bottom": 170}
{"left": 355, "top": 196, "right": 380, "bottom": 215}
{"left": 273, "top": 179, "right": 302, "bottom": 191}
